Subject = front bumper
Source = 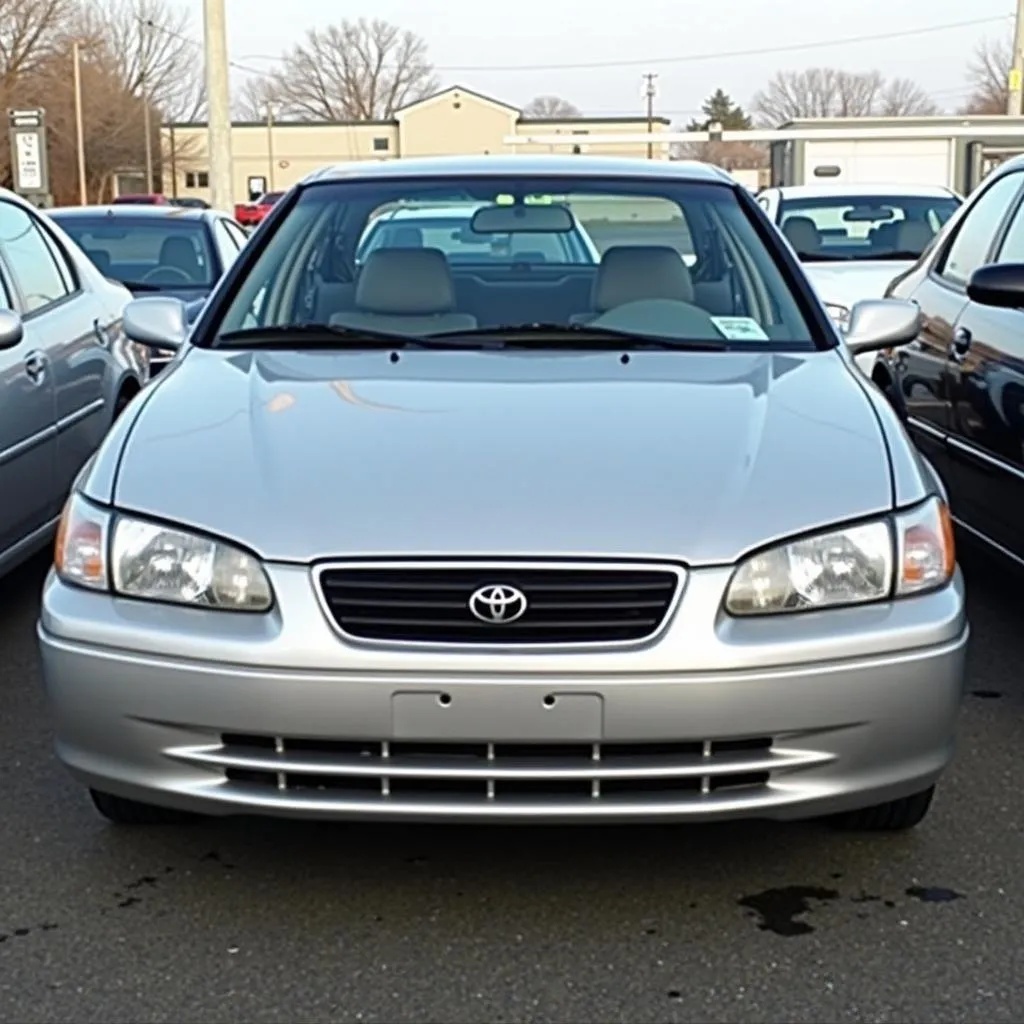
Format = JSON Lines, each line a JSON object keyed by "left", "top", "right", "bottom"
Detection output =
{"left": 38, "top": 563, "right": 969, "bottom": 824}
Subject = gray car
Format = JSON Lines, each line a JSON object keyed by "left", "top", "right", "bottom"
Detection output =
{"left": 0, "top": 189, "right": 144, "bottom": 579}
{"left": 48, "top": 205, "right": 250, "bottom": 375}
{"left": 38, "top": 156, "right": 968, "bottom": 831}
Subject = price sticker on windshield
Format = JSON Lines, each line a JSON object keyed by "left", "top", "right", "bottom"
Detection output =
{"left": 711, "top": 317, "right": 769, "bottom": 342}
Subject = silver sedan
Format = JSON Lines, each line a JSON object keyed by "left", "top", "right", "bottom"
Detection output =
{"left": 38, "top": 156, "right": 968, "bottom": 832}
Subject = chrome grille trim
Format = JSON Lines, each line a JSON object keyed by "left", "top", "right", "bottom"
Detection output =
{"left": 170, "top": 735, "right": 833, "bottom": 810}
{"left": 311, "top": 559, "right": 687, "bottom": 650}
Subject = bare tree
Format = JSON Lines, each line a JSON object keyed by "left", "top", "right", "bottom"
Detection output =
{"left": 522, "top": 95, "right": 582, "bottom": 118}
{"left": 963, "top": 35, "right": 1010, "bottom": 114}
{"left": 234, "top": 74, "right": 279, "bottom": 121}
{"left": 268, "top": 18, "right": 437, "bottom": 121}
{"left": 73, "top": 0, "right": 204, "bottom": 122}
{"left": 878, "top": 77, "right": 940, "bottom": 116}
{"left": 753, "top": 68, "right": 893, "bottom": 125}
{"left": 0, "top": 0, "right": 74, "bottom": 100}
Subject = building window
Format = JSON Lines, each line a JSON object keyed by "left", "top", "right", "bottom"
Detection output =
{"left": 185, "top": 171, "right": 210, "bottom": 188}
{"left": 372, "top": 137, "right": 389, "bottom": 152}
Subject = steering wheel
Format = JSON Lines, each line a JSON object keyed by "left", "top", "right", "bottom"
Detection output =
{"left": 141, "top": 265, "right": 193, "bottom": 285}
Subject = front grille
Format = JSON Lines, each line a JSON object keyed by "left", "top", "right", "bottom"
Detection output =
{"left": 316, "top": 563, "right": 682, "bottom": 645}
{"left": 213, "top": 734, "right": 776, "bottom": 805}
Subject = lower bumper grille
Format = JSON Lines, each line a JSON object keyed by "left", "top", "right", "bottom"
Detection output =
{"left": 205, "top": 734, "right": 782, "bottom": 805}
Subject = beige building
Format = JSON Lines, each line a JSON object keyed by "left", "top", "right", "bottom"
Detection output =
{"left": 161, "top": 85, "right": 672, "bottom": 204}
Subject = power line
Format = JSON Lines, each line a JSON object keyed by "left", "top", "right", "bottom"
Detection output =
{"left": 145, "top": 12, "right": 1011, "bottom": 79}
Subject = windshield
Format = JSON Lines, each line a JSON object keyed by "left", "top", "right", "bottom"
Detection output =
{"left": 54, "top": 215, "right": 216, "bottom": 288}
{"left": 778, "top": 193, "right": 961, "bottom": 261}
{"left": 212, "top": 175, "right": 817, "bottom": 349}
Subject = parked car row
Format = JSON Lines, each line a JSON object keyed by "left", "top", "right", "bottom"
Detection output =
{"left": 9, "top": 155, "right": 1024, "bottom": 838}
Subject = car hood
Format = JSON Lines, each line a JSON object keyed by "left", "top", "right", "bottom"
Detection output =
{"left": 111, "top": 348, "right": 893, "bottom": 565}
{"left": 801, "top": 260, "right": 911, "bottom": 309}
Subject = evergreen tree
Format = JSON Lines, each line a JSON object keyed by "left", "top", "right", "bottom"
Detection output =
{"left": 687, "top": 89, "right": 752, "bottom": 131}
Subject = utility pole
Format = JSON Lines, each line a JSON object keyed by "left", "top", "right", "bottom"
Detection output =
{"left": 141, "top": 20, "right": 153, "bottom": 192}
{"left": 72, "top": 41, "right": 87, "bottom": 205}
{"left": 204, "top": 0, "right": 234, "bottom": 212}
{"left": 643, "top": 73, "right": 658, "bottom": 159}
{"left": 266, "top": 101, "right": 275, "bottom": 190}
{"left": 1010, "top": 0, "right": 1024, "bottom": 115}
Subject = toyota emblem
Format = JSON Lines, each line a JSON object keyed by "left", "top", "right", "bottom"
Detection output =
{"left": 468, "top": 584, "right": 528, "bottom": 624}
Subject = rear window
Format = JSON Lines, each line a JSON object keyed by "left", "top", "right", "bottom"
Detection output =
{"left": 778, "top": 193, "right": 961, "bottom": 261}
{"left": 212, "top": 174, "right": 817, "bottom": 349}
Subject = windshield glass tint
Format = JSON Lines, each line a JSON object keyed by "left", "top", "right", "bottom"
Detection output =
{"left": 778, "top": 194, "right": 961, "bottom": 261}
{"left": 214, "top": 176, "right": 815, "bottom": 348}
{"left": 54, "top": 216, "right": 215, "bottom": 287}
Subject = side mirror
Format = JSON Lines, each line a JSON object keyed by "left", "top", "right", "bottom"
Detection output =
{"left": 123, "top": 296, "right": 187, "bottom": 351}
{"left": 966, "top": 262, "right": 1024, "bottom": 309}
{"left": 0, "top": 309, "right": 24, "bottom": 350}
{"left": 844, "top": 298, "right": 921, "bottom": 356}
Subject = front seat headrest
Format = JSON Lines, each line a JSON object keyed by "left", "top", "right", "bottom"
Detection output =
{"left": 592, "top": 245, "right": 695, "bottom": 311}
{"left": 895, "top": 220, "right": 934, "bottom": 253}
{"left": 159, "top": 235, "right": 201, "bottom": 276}
{"left": 388, "top": 226, "right": 423, "bottom": 247}
{"left": 782, "top": 216, "right": 821, "bottom": 254}
{"left": 355, "top": 248, "right": 456, "bottom": 314}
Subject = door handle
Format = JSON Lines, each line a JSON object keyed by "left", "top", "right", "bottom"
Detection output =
{"left": 951, "top": 326, "right": 972, "bottom": 357}
{"left": 93, "top": 318, "right": 110, "bottom": 347}
{"left": 24, "top": 351, "right": 46, "bottom": 383}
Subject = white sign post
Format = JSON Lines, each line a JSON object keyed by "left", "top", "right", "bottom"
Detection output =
{"left": 8, "top": 108, "right": 51, "bottom": 207}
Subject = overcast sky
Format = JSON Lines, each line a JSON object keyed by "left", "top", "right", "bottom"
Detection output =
{"left": 184, "top": 0, "right": 1013, "bottom": 120}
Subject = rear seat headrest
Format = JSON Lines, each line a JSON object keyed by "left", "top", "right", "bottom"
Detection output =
{"left": 356, "top": 248, "right": 456, "bottom": 315}
{"left": 781, "top": 216, "right": 820, "bottom": 253}
{"left": 593, "top": 245, "right": 695, "bottom": 311}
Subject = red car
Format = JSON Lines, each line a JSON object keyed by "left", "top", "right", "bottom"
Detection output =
{"left": 234, "top": 191, "right": 284, "bottom": 227}
{"left": 112, "top": 193, "right": 170, "bottom": 205}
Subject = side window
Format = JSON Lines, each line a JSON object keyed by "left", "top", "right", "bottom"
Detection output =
{"left": 212, "top": 219, "right": 240, "bottom": 269}
{"left": 994, "top": 194, "right": 1024, "bottom": 264}
{"left": 0, "top": 201, "right": 72, "bottom": 314}
{"left": 938, "top": 172, "right": 1024, "bottom": 286}
{"left": 223, "top": 220, "right": 248, "bottom": 249}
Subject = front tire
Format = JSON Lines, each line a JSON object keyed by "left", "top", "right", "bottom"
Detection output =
{"left": 827, "top": 785, "right": 935, "bottom": 832}
{"left": 89, "top": 789, "right": 198, "bottom": 825}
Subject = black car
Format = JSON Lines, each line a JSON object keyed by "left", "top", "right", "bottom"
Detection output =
{"left": 48, "top": 205, "right": 249, "bottom": 373}
{"left": 880, "top": 153, "right": 1024, "bottom": 566}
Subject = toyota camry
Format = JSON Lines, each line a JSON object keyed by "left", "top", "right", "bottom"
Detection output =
{"left": 38, "top": 156, "right": 968, "bottom": 831}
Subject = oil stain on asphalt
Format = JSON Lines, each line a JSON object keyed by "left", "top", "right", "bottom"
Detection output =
{"left": 738, "top": 886, "right": 840, "bottom": 936}
{"left": 738, "top": 883, "right": 966, "bottom": 935}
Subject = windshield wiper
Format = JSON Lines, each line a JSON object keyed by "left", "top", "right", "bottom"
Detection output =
{"left": 430, "top": 322, "right": 727, "bottom": 351}
{"left": 216, "top": 323, "right": 474, "bottom": 350}
{"left": 116, "top": 280, "right": 164, "bottom": 291}
{"left": 795, "top": 251, "right": 853, "bottom": 262}
{"left": 872, "top": 250, "right": 924, "bottom": 261}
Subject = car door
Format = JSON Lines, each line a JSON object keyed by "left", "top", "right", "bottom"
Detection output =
{"left": 942, "top": 186, "right": 1024, "bottom": 560}
{"left": 0, "top": 225, "right": 56, "bottom": 564}
{"left": 890, "top": 169, "right": 1024, "bottom": 476}
{"left": 0, "top": 199, "right": 113, "bottom": 506}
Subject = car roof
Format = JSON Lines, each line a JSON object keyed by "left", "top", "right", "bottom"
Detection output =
{"left": 303, "top": 154, "right": 734, "bottom": 186}
{"left": 771, "top": 183, "right": 959, "bottom": 200}
{"left": 48, "top": 205, "right": 216, "bottom": 222}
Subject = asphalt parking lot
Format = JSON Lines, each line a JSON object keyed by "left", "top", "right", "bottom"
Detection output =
{"left": 1, "top": 546, "right": 1021, "bottom": 1024}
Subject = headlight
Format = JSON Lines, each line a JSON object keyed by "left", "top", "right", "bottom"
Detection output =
{"left": 55, "top": 493, "right": 273, "bottom": 611}
{"left": 725, "top": 495, "right": 954, "bottom": 615}
{"left": 825, "top": 302, "right": 850, "bottom": 328}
